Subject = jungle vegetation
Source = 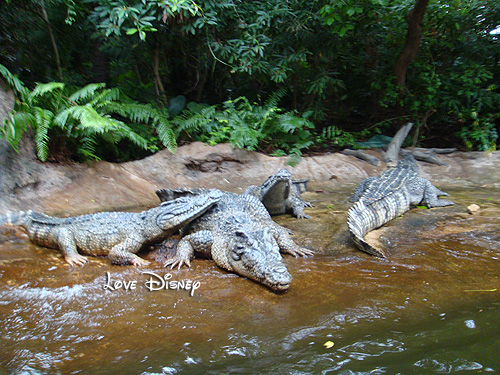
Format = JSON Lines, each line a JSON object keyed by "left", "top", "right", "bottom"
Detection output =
{"left": 0, "top": 0, "right": 499, "bottom": 163}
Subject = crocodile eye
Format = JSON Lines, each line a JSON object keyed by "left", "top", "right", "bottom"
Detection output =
{"left": 235, "top": 230, "right": 249, "bottom": 239}
{"left": 157, "top": 212, "right": 175, "bottom": 224}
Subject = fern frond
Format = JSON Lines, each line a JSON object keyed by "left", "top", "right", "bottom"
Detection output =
{"left": 68, "top": 83, "right": 106, "bottom": 103}
{"left": 1, "top": 111, "right": 34, "bottom": 151}
{"left": 65, "top": 105, "right": 149, "bottom": 150}
{"left": 104, "top": 102, "right": 157, "bottom": 123}
{"left": 229, "top": 124, "right": 261, "bottom": 150}
{"left": 173, "top": 105, "right": 216, "bottom": 135}
{"left": 78, "top": 135, "right": 101, "bottom": 160}
{"left": 111, "top": 122, "right": 149, "bottom": 150}
{"left": 89, "top": 87, "right": 121, "bottom": 107}
{"left": 0, "top": 64, "right": 29, "bottom": 100}
{"left": 53, "top": 107, "right": 73, "bottom": 130}
{"left": 33, "top": 107, "right": 55, "bottom": 161}
{"left": 155, "top": 118, "right": 177, "bottom": 153}
{"left": 29, "top": 82, "right": 64, "bottom": 103}
{"left": 62, "top": 105, "right": 109, "bottom": 133}
{"left": 264, "top": 88, "right": 287, "bottom": 109}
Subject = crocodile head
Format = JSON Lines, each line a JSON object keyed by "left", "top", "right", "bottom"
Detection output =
{"left": 398, "top": 153, "right": 419, "bottom": 172}
{"left": 155, "top": 189, "right": 223, "bottom": 233}
{"left": 212, "top": 218, "right": 292, "bottom": 291}
{"left": 259, "top": 169, "right": 294, "bottom": 212}
{"left": 261, "top": 169, "right": 292, "bottom": 195}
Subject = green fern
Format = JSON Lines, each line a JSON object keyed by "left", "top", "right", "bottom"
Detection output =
{"left": 33, "top": 107, "right": 54, "bottom": 161}
{"left": 1, "top": 111, "right": 33, "bottom": 151}
{"left": 88, "top": 87, "right": 121, "bottom": 108}
{"left": 0, "top": 66, "right": 174, "bottom": 161}
{"left": 155, "top": 117, "right": 177, "bottom": 152}
{"left": 0, "top": 63, "right": 29, "bottom": 100}
{"left": 172, "top": 93, "right": 315, "bottom": 163}
{"left": 264, "top": 87, "right": 287, "bottom": 109}
{"left": 28, "top": 82, "right": 64, "bottom": 106}
{"left": 68, "top": 83, "right": 107, "bottom": 102}
{"left": 78, "top": 135, "right": 100, "bottom": 160}
{"left": 320, "top": 125, "right": 356, "bottom": 147}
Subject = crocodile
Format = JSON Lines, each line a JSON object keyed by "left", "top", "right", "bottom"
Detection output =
{"left": 0, "top": 190, "right": 223, "bottom": 266}
{"left": 156, "top": 188, "right": 313, "bottom": 291}
{"left": 243, "top": 168, "right": 312, "bottom": 219}
{"left": 347, "top": 154, "right": 454, "bottom": 257}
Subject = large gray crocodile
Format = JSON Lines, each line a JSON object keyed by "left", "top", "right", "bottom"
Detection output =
{"left": 0, "top": 190, "right": 222, "bottom": 266}
{"left": 347, "top": 154, "right": 454, "bottom": 257}
{"left": 243, "top": 168, "right": 312, "bottom": 219}
{"left": 156, "top": 188, "right": 313, "bottom": 291}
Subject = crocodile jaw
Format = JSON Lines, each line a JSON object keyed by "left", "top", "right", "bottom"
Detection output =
{"left": 213, "top": 226, "right": 293, "bottom": 292}
{"left": 156, "top": 189, "right": 223, "bottom": 232}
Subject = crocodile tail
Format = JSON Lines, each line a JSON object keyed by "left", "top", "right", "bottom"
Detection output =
{"left": 347, "top": 201, "right": 388, "bottom": 258}
{"left": 0, "top": 210, "right": 33, "bottom": 227}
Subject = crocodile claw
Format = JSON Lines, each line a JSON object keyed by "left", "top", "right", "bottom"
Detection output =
{"left": 131, "top": 257, "right": 150, "bottom": 267}
{"left": 289, "top": 247, "right": 314, "bottom": 257}
{"left": 297, "top": 213, "right": 311, "bottom": 220}
{"left": 164, "top": 256, "right": 191, "bottom": 270}
{"left": 65, "top": 254, "right": 89, "bottom": 267}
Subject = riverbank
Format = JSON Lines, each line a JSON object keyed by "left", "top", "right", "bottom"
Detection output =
{"left": 1, "top": 140, "right": 499, "bottom": 215}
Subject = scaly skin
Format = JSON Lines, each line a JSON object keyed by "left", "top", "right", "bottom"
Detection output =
{"left": 244, "top": 169, "right": 312, "bottom": 219}
{"left": 156, "top": 189, "right": 313, "bottom": 291}
{"left": 0, "top": 190, "right": 222, "bottom": 266}
{"left": 347, "top": 154, "right": 454, "bottom": 257}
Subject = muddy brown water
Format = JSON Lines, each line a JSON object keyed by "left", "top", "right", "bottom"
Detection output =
{"left": 0, "top": 187, "right": 499, "bottom": 374}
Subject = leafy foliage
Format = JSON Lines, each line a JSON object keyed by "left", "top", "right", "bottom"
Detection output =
{"left": 0, "top": 65, "right": 175, "bottom": 161}
{"left": 173, "top": 94, "right": 314, "bottom": 165}
{"left": 318, "top": 126, "right": 357, "bottom": 148}
{"left": 1, "top": 0, "right": 499, "bottom": 160}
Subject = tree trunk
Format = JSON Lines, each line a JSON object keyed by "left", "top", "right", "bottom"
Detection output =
{"left": 40, "top": 4, "right": 63, "bottom": 81}
{"left": 153, "top": 41, "right": 168, "bottom": 104}
{"left": 394, "top": 0, "right": 430, "bottom": 91}
{"left": 91, "top": 40, "right": 109, "bottom": 84}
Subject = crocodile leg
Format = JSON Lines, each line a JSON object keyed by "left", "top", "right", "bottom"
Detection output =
{"left": 291, "top": 204, "right": 311, "bottom": 219}
{"left": 287, "top": 185, "right": 312, "bottom": 219}
{"left": 107, "top": 238, "right": 150, "bottom": 266}
{"left": 434, "top": 187, "right": 450, "bottom": 197}
{"left": 414, "top": 178, "right": 454, "bottom": 208}
{"left": 53, "top": 227, "right": 89, "bottom": 266}
{"left": 270, "top": 224, "right": 314, "bottom": 257}
{"left": 165, "top": 230, "right": 214, "bottom": 269}
{"left": 425, "top": 189, "right": 454, "bottom": 207}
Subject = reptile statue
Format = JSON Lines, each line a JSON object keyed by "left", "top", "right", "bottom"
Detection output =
{"left": 0, "top": 190, "right": 223, "bottom": 266}
{"left": 156, "top": 188, "right": 313, "bottom": 291}
{"left": 243, "top": 168, "right": 312, "bottom": 219}
{"left": 347, "top": 154, "right": 454, "bottom": 257}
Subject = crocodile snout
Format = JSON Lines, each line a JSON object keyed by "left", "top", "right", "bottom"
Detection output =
{"left": 272, "top": 265, "right": 288, "bottom": 274}
{"left": 266, "top": 265, "right": 292, "bottom": 291}
{"left": 207, "top": 189, "right": 224, "bottom": 200}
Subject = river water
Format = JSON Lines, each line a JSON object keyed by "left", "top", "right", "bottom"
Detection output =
{"left": 0, "top": 187, "right": 498, "bottom": 374}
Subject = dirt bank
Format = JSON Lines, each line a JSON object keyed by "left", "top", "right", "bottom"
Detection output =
{"left": 1, "top": 140, "right": 499, "bottom": 215}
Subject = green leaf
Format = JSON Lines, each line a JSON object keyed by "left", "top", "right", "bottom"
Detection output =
{"left": 0, "top": 64, "right": 29, "bottom": 100}
{"left": 69, "top": 83, "right": 106, "bottom": 103}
